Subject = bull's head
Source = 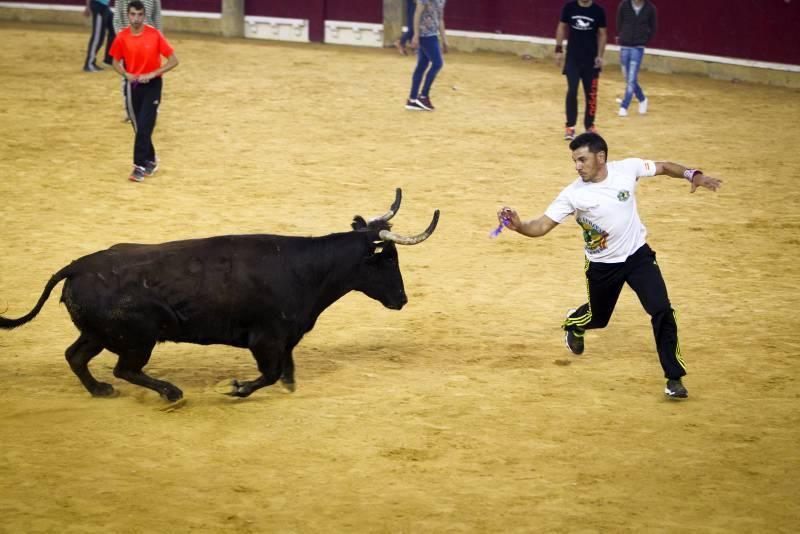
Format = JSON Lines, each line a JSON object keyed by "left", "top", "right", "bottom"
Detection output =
{"left": 351, "top": 189, "right": 439, "bottom": 310}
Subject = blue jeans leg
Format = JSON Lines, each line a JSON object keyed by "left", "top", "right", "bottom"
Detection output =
{"left": 409, "top": 36, "right": 443, "bottom": 99}
{"left": 620, "top": 47, "right": 646, "bottom": 109}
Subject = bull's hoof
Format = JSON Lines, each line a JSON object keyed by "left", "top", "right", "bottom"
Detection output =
{"left": 159, "top": 386, "right": 183, "bottom": 402}
{"left": 91, "top": 382, "right": 118, "bottom": 398}
{"left": 280, "top": 378, "right": 296, "bottom": 393}
{"left": 226, "top": 379, "right": 252, "bottom": 398}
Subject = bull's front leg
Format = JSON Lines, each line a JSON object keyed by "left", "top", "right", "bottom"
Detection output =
{"left": 280, "top": 352, "right": 296, "bottom": 392}
{"left": 226, "top": 332, "right": 285, "bottom": 398}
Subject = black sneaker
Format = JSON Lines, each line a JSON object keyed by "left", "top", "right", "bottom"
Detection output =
{"left": 664, "top": 379, "right": 688, "bottom": 399}
{"left": 564, "top": 328, "right": 584, "bottom": 355}
{"left": 416, "top": 96, "right": 435, "bottom": 111}
{"left": 405, "top": 99, "right": 425, "bottom": 111}
{"left": 144, "top": 160, "right": 159, "bottom": 177}
{"left": 563, "top": 308, "right": 585, "bottom": 355}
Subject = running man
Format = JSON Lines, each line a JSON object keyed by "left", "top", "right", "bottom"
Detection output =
{"left": 109, "top": 0, "right": 178, "bottom": 183}
{"left": 496, "top": 133, "right": 722, "bottom": 399}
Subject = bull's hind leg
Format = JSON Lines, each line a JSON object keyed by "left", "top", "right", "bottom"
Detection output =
{"left": 112, "top": 346, "right": 183, "bottom": 402}
{"left": 65, "top": 334, "right": 116, "bottom": 397}
{"left": 227, "top": 332, "right": 284, "bottom": 398}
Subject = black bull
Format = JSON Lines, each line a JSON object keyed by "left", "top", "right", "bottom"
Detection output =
{"left": 0, "top": 189, "right": 439, "bottom": 401}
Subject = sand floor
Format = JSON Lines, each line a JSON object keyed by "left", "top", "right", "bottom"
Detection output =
{"left": 1, "top": 22, "right": 799, "bottom": 533}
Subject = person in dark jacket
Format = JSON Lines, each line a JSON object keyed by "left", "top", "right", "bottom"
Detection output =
{"left": 616, "top": 0, "right": 657, "bottom": 116}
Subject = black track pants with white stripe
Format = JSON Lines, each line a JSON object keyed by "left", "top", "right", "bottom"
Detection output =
{"left": 84, "top": 0, "right": 115, "bottom": 68}
{"left": 125, "top": 77, "right": 161, "bottom": 167}
{"left": 563, "top": 243, "right": 687, "bottom": 380}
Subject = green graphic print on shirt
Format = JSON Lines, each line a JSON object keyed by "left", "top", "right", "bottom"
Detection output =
{"left": 577, "top": 216, "right": 608, "bottom": 254}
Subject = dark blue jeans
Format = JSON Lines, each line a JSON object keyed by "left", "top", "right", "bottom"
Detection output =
{"left": 409, "top": 35, "right": 443, "bottom": 99}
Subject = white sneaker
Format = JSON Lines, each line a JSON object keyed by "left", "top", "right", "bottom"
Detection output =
{"left": 618, "top": 107, "right": 628, "bottom": 117}
{"left": 615, "top": 97, "right": 622, "bottom": 104}
{"left": 638, "top": 99, "right": 648, "bottom": 114}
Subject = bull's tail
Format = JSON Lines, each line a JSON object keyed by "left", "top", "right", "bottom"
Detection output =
{"left": 0, "top": 265, "right": 72, "bottom": 329}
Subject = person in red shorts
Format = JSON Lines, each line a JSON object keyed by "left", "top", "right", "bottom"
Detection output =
{"left": 110, "top": 0, "right": 178, "bottom": 183}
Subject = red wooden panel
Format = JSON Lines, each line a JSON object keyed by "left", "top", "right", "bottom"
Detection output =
{"left": 446, "top": 0, "right": 798, "bottom": 65}
{"left": 446, "top": 0, "right": 561, "bottom": 38}
{"left": 162, "top": 0, "right": 221, "bottom": 13}
{"left": 614, "top": 0, "right": 799, "bottom": 65}
{"left": 0, "top": 0, "right": 223, "bottom": 11}
{"left": 1, "top": 0, "right": 797, "bottom": 64}
{"left": 9, "top": 0, "right": 83, "bottom": 5}
{"left": 324, "top": 0, "right": 381, "bottom": 23}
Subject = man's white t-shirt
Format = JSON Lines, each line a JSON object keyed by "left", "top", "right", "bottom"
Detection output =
{"left": 544, "top": 158, "right": 657, "bottom": 263}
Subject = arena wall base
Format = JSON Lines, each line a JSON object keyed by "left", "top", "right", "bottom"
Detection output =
{"left": 244, "top": 16, "right": 309, "bottom": 43}
{"left": 324, "top": 20, "right": 382, "bottom": 48}
{"left": 446, "top": 29, "right": 800, "bottom": 89}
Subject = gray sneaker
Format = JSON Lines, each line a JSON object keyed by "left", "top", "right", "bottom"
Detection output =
{"left": 664, "top": 379, "right": 688, "bottom": 399}
{"left": 128, "top": 165, "right": 146, "bottom": 183}
{"left": 144, "top": 160, "right": 159, "bottom": 176}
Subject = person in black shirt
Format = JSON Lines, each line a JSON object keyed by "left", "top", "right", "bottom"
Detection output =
{"left": 555, "top": 0, "right": 607, "bottom": 140}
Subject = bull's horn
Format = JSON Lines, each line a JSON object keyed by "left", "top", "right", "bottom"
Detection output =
{"left": 369, "top": 188, "right": 402, "bottom": 223}
{"left": 378, "top": 209, "right": 440, "bottom": 245}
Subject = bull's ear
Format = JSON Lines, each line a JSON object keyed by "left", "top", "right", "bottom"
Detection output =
{"left": 351, "top": 215, "right": 367, "bottom": 230}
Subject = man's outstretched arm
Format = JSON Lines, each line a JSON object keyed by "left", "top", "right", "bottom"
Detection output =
{"left": 655, "top": 161, "right": 723, "bottom": 193}
{"left": 497, "top": 207, "right": 560, "bottom": 238}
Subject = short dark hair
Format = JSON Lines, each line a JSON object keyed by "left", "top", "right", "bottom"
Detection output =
{"left": 569, "top": 132, "right": 608, "bottom": 158}
{"left": 128, "top": 0, "right": 145, "bottom": 13}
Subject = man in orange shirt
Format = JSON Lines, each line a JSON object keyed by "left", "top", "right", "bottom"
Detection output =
{"left": 110, "top": 0, "right": 178, "bottom": 183}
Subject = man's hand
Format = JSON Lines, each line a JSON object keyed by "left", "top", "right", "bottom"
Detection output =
{"left": 691, "top": 174, "right": 723, "bottom": 193}
{"left": 594, "top": 56, "right": 604, "bottom": 69}
{"left": 441, "top": 40, "right": 448, "bottom": 54}
{"left": 555, "top": 52, "right": 564, "bottom": 68}
{"left": 497, "top": 207, "right": 521, "bottom": 232}
{"left": 411, "top": 36, "right": 419, "bottom": 49}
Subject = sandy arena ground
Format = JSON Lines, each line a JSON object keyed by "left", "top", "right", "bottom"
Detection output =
{"left": 1, "top": 22, "right": 799, "bottom": 533}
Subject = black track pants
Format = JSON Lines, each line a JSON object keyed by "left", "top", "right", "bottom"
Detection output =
{"left": 564, "top": 61, "right": 600, "bottom": 130}
{"left": 84, "top": 0, "right": 115, "bottom": 68}
{"left": 125, "top": 77, "right": 161, "bottom": 167}
{"left": 563, "top": 244, "right": 687, "bottom": 379}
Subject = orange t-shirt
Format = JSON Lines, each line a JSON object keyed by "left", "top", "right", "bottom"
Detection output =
{"left": 110, "top": 25, "right": 174, "bottom": 76}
